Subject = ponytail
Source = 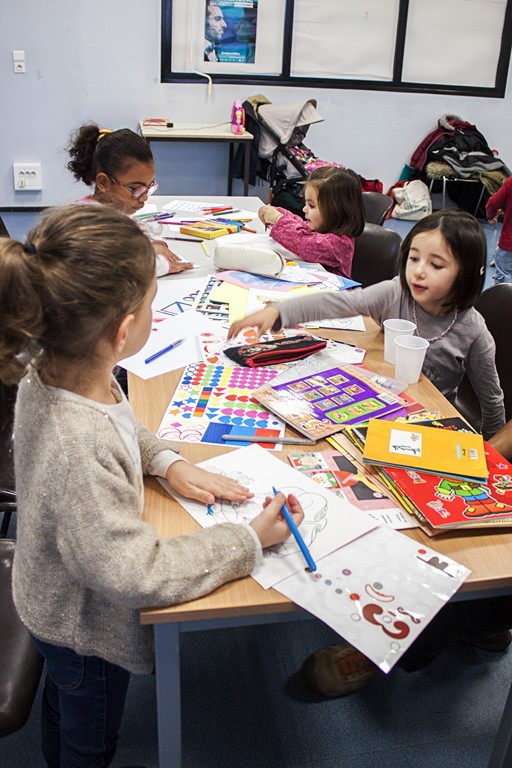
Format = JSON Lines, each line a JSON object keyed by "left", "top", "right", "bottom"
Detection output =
{"left": 0, "top": 238, "right": 45, "bottom": 384}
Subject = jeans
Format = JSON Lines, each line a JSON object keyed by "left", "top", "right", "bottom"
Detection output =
{"left": 32, "top": 636, "right": 130, "bottom": 768}
{"left": 493, "top": 246, "right": 512, "bottom": 284}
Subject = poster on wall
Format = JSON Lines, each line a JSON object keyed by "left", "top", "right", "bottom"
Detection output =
{"left": 204, "top": 0, "right": 258, "bottom": 64}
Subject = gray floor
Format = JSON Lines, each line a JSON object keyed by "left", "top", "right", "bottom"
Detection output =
{"left": 1, "top": 617, "right": 511, "bottom": 767}
{"left": 0, "top": 211, "right": 507, "bottom": 768}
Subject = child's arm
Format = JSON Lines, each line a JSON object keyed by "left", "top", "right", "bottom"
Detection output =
{"left": 228, "top": 278, "right": 399, "bottom": 339}
{"left": 486, "top": 179, "right": 510, "bottom": 222}
{"left": 258, "top": 204, "right": 284, "bottom": 226}
{"left": 488, "top": 420, "right": 512, "bottom": 460}
{"left": 465, "top": 331, "right": 506, "bottom": 440}
{"left": 152, "top": 240, "right": 194, "bottom": 276}
{"left": 270, "top": 214, "right": 354, "bottom": 275}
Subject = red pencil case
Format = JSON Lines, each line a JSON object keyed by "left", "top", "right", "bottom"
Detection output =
{"left": 224, "top": 335, "right": 327, "bottom": 367}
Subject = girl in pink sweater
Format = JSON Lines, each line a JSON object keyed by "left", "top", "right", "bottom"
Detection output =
{"left": 259, "top": 166, "right": 365, "bottom": 278}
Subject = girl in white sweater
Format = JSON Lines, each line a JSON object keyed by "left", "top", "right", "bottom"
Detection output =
{"left": 0, "top": 204, "right": 303, "bottom": 768}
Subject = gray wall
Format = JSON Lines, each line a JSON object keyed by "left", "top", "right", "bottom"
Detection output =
{"left": 2, "top": 0, "right": 512, "bottom": 209}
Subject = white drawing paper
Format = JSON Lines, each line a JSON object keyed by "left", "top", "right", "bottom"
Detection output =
{"left": 118, "top": 311, "right": 220, "bottom": 379}
{"left": 161, "top": 444, "right": 378, "bottom": 590}
{"left": 276, "top": 524, "right": 470, "bottom": 672}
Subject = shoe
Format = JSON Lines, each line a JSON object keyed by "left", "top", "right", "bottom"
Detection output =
{"left": 466, "top": 630, "right": 512, "bottom": 652}
{"left": 301, "top": 642, "right": 380, "bottom": 698}
{"left": 490, "top": 260, "right": 495, "bottom": 267}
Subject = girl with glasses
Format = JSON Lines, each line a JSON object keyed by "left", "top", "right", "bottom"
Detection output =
{"left": 67, "top": 123, "right": 193, "bottom": 276}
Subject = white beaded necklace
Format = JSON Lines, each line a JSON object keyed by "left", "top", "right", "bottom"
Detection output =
{"left": 412, "top": 302, "right": 459, "bottom": 343}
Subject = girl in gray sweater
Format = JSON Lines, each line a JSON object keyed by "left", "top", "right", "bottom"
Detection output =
{"left": 0, "top": 204, "right": 304, "bottom": 768}
{"left": 229, "top": 209, "right": 505, "bottom": 439}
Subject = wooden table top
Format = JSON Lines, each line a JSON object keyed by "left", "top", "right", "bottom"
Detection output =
{"left": 131, "top": 321, "right": 512, "bottom": 625}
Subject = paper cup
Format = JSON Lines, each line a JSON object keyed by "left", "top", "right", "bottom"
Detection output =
{"left": 383, "top": 319, "right": 416, "bottom": 364}
{"left": 394, "top": 335, "right": 429, "bottom": 385}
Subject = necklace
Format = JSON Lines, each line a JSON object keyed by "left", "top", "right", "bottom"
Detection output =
{"left": 412, "top": 302, "right": 458, "bottom": 343}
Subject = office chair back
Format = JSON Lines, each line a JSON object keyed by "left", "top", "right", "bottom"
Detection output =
{"left": 362, "top": 191, "right": 393, "bottom": 225}
{"left": 351, "top": 223, "right": 401, "bottom": 288}
{"left": 455, "top": 283, "right": 512, "bottom": 431}
{"left": 0, "top": 539, "right": 44, "bottom": 737}
{"left": 0, "top": 383, "right": 16, "bottom": 538}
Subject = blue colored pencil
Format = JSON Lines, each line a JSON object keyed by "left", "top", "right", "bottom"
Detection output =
{"left": 272, "top": 486, "right": 317, "bottom": 571}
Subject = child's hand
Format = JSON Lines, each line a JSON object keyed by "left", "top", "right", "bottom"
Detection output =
{"left": 250, "top": 492, "right": 304, "bottom": 549}
{"left": 153, "top": 242, "right": 194, "bottom": 275}
{"left": 488, "top": 216, "right": 498, "bottom": 225}
{"left": 165, "top": 462, "right": 254, "bottom": 505}
{"left": 258, "top": 205, "right": 283, "bottom": 226}
{"left": 227, "top": 305, "right": 280, "bottom": 339}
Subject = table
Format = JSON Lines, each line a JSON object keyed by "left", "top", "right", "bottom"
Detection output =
{"left": 139, "top": 122, "right": 254, "bottom": 196}
{"left": 130, "top": 315, "right": 512, "bottom": 768}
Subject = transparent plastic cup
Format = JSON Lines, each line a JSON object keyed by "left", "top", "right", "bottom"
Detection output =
{"left": 383, "top": 319, "right": 416, "bottom": 364}
{"left": 394, "top": 335, "right": 429, "bottom": 384}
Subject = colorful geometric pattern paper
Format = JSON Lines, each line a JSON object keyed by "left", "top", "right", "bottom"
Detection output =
{"left": 157, "top": 362, "right": 286, "bottom": 447}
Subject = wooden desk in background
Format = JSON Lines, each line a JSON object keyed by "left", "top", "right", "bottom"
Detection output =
{"left": 139, "top": 122, "right": 254, "bottom": 196}
{"left": 129, "top": 320, "right": 512, "bottom": 768}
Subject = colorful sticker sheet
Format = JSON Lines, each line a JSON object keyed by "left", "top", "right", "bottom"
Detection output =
{"left": 157, "top": 362, "right": 286, "bottom": 447}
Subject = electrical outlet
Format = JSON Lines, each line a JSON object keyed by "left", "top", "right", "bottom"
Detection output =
{"left": 13, "top": 163, "right": 42, "bottom": 191}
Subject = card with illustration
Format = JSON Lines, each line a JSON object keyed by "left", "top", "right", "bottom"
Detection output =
{"left": 161, "top": 444, "right": 378, "bottom": 590}
{"left": 276, "top": 524, "right": 470, "bottom": 672}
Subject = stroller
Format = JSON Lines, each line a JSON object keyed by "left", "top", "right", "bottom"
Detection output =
{"left": 233, "top": 95, "right": 382, "bottom": 217}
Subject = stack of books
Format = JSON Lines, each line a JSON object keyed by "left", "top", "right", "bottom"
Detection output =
{"left": 348, "top": 417, "right": 512, "bottom": 534}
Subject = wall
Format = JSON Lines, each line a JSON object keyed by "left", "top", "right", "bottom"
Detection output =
{"left": 2, "top": 0, "right": 512, "bottom": 210}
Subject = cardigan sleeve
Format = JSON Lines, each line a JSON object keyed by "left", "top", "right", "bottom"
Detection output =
{"left": 269, "top": 209, "right": 354, "bottom": 277}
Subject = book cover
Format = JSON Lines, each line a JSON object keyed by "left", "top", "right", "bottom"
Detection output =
{"left": 180, "top": 221, "right": 238, "bottom": 239}
{"left": 384, "top": 442, "right": 512, "bottom": 530}
{"left": 362, "top": 419, "right": 488, "bottom": 483}
{"left": 254, "top": 366, "right": 405, "bottom": 440}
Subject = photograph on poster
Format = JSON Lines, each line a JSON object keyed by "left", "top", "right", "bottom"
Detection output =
{"left": 204, "top": 0, "right": 258, "bottom": 64}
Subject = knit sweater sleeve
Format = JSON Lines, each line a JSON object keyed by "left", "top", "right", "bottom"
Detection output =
{"left": 269, "top": 209, "right": 354, "bottom": 277}
{"left": 277, "top": 277, "right": 402, "bottom": 329}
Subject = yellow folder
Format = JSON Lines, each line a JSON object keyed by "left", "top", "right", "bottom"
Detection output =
{"left": 362, "top": 419, "right": 488, "bottom": 482}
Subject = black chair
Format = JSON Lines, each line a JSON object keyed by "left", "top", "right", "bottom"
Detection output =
{"left": 0, "top": 383, "right": 17, "bottom": 538}
{"left": 362, "top": 191, "right": 393, "bottom": 225}
{"left": 0, "top": 216, "right": 9, "bottom": 238}
{"left": 351, "top": 223, "right": 401, "bottom": 288}
{"left": 455, "top": 283, "right": 512, "bottom": 432}
{"left": 0, "top": 538, "right": 44, "bottom": 737}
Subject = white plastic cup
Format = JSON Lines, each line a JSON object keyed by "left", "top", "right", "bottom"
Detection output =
{"left": 383, "top": 319, "right": 416, "bottom": 364}
{"left": 394, "top": 335, "right": 430, "bottom": 385}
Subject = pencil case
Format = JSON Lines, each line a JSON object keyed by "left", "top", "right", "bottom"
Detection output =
{"left": 224, "top": 335, "right": 327, "bottom": 367}
{"left": 214, "top": 244, "right": 285, "bottom": 277}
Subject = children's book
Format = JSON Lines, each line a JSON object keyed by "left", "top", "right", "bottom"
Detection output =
{"left": 254, "top": 366, "right": 405, "bottom": 440}
{"left": 362, "top": 418, "right": 488, "bottom": 483}
{"left": 383, "top": 442, "right": 512, "bottom": 532}
{"left": 288, "top": 446, "right": 417, "bottom": 530}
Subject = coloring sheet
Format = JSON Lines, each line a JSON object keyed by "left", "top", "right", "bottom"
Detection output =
{"left": 157, "top": 362, "right": 286, "bottom": 448}
{"left": 275, "top": 524, "right": 470, "bottom": 672}
{"left": 164, "top": 444, "right": 378, "bottom": 590}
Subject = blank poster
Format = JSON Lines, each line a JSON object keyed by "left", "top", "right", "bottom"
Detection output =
{"left": 402, "top": 0, "right": 507, "bottom": 87}
{"left": 290, "top": 0, "right": 400, "bottom": 80}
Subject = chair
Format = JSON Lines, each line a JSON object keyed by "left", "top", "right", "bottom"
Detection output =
{"left": 0, "top": 216, "right": 9, "bottom": 238}
{"left": 362, "top": 191, "right": 393, "bottom": 225}
{"left": 0, "top": 538, "right": 44, "bottom": 737}
{"left": 351, "top": 223, "right": 401, "bottom": 287}
{"left": 455, "top": 283, "right": 512, "bottom": 431}
{"left": 0, "top": 383, "right": 17, "bottom": 538}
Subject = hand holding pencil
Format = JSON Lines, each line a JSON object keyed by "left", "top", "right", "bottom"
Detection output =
{"left": 250, "top": 491, "right": 305, "bottom": 551}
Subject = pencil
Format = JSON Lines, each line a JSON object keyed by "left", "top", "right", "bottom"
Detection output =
{"left": 241, "top": 227, "right": 257, "bottom": 233}
{"left": 165, "top": 236, "right": 204, "bottom": 242}
{"left": 221, "top": 434, "right": 316, "bottom": 445}
{"left": 201, "top": 241, "right": 210, "bottom": 257}
{"left": 272, "top": 487, "right": 317, "bottom": 572}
